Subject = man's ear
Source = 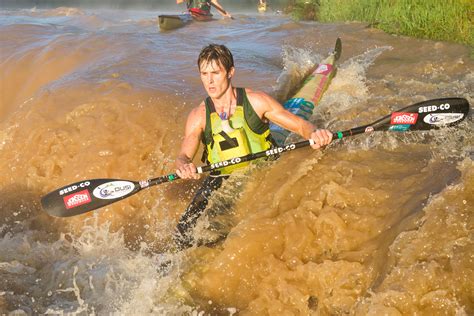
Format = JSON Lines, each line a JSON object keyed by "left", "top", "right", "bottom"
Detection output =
{"left": 228, "top": 67, "right": 235, "bottom": 79}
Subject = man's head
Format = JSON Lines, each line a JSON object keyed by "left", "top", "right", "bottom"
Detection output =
{"left": 197, "top": 44, "right": 234, "bottom": 74}
{"left": 197, "top": 44, "right": 235, "bottom": 98}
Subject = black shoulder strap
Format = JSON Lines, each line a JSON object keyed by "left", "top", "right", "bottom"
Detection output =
{"left": 205, "top": 96, "right": 217, "bottom": 113}
{"left": 202, "top": 97, "right": 215, "bottom": 148}
{"left": 236, "top": 87, "right": 244, "bottom": 106}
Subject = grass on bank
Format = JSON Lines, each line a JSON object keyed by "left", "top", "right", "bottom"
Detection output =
{"left": 288, "top": 0, "right": 473, "bottom": 48}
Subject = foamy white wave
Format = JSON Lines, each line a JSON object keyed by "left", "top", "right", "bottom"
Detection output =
{"left": 0, "top": 216, "right": 196, "bottom": 314}
{"left": 323, "top": 46, "right": 393, "bottom": 114}
{"left": 273, "top": 45, "right": 321, "bottom": 101}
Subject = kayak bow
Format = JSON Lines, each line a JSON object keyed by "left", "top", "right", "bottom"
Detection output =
{"left": 270, "top": 37, "right": 342, "bottom": 145}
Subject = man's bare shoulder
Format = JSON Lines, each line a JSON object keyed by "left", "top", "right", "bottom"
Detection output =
{"left": 245, "top": 88, "right": 281, "bottom": 109}
{"left": 185, "top": 101, "right": 205, "bottom": 119}
{"left": 245, "top": 88, "right": 265, "bottom": 98}
{"left": 185, "top": 101, "right": 206, "bottom": 131}
{"left": 244, "top": 88, "right": 274, "bottom": 105}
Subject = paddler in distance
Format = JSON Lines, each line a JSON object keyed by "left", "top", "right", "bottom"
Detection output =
{"left": 177, "top": 0, "right": 232, "bottom": 19}
{"left": 174, "top": 44, "right": 332, "bottom": 250}
{"left": 258, "top": 0, "right": 267, "bottom": 13}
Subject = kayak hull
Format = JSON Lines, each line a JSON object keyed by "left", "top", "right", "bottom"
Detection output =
{"left": 270, "top": 38, "right": 342, "bottom": 145}
{"left": 158, "top": 14, "right": 192, "bottom": 31}
{"left": 158, "top": 12, "right": 213, "bottom": 31}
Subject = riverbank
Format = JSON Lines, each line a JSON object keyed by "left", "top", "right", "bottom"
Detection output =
{"left": 287, "top": 0, "right": 473, "bottom": 51}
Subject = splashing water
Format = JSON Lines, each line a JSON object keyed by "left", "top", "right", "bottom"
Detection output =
{"left": 0, "top": 6, "right": 472, "bottom": 315}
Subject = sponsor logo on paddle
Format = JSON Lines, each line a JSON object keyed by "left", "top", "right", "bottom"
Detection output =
{"left": 423, "top": 113, "right": 464, "bottom": 125}
{"left": 266, "top": 144, "right": 296, "bottom": 156}
{"left": 365, "top": 126, "right": 374, "bottom": 133}
{"left": 391, "top": 112, "right": 418, "bottom": 125}
{"left": 418, "top": 103, "right": 450, "bottom": 113}
{"left": 59, "top": 181, "right": 91, "bottom": 195}
{"left": 210, "top": 157, "right": 242, "bottom": 170}
{"left": 63, "top": 190, "right": 91, "bottom": 209}
{"left": 93, "top": 181, "right": 134, "bottom": 200}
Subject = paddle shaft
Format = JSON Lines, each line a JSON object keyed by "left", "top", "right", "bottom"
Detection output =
{"left": 144, "top": 97, "right": 470, "bottom": 187}
{"left": 146, "top": 138, "right": 316, "bottom": 187}
{"left": 145, "top": 125, "right": 383, "bottom": 187}
{"left": 209, "top": 1, "right": 233, "bottom": 18}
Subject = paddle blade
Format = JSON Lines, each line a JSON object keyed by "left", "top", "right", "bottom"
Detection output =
{"left": 372, "top": 97, "right": 470, "bottom": 132}
{"left": 333, "top": 97, "right": 470, "bottom": 139}
{"left": 41, "top": 178, "right": 142, "bottom": 217}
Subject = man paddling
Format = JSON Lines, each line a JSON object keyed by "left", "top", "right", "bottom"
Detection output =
{"left": 177, "top": 0, "right": 232, "bottom": 19}
{"left": 174, "top": 44, "right": 332, "bottom": 250}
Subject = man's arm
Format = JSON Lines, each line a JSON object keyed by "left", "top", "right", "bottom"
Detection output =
{"left": 209, "top": 0, "right": 232, "bottom": 18}
{"left": 176, "top": 104, "right": 206, "bottom": 179}
{"left": 247, "top": 90, "right": 333, "bottom": 149}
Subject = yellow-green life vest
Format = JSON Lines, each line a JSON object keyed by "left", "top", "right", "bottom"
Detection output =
{"left": 202, "top": 88, "right": 275, "bottom": 174}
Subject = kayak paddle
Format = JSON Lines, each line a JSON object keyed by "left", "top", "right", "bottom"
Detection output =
{"left": 209, "top": 1, "right": 234, "bottom": 19}
{"left": 41, "top": 97, "right": 470, "bottom": 217}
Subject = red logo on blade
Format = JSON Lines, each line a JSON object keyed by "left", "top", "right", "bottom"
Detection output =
{"left": 391, "top": 112, "right": 418, "bottom": 125}
{"left": 63, "top": 190, "right": 91, "bottom": 209}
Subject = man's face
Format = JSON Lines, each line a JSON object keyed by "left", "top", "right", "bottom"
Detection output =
{"left": 199, "top": 60, "right": 234, "bottom": 99}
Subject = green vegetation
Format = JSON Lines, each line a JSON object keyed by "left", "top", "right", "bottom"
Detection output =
{"left": 287, "top": 0, "right": 473, "bottom": 48}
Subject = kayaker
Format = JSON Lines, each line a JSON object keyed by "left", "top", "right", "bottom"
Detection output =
{"left": 174, "top": 44, "right": 332, "bottom": 250}
{"left": 176, "top": 0, "right": 232, "bottom": 19}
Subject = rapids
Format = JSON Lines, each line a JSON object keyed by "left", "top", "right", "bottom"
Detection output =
{"left": 0, "top": 5, "right": 472, "bottom": 315}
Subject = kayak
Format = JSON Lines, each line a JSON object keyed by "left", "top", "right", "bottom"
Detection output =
{"left": 158, "top": 14, "right": 192, "bottom": 31}
{"left": 158, "top": 10, "right": 213, "bottom": 31}
{"left": 270, "top": 37, "right": 342, "bottom": 145}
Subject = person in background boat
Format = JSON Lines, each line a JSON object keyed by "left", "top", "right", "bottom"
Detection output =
{"left": 174, "top": 44, "right": 332, "bottom": 250}
{"left": 176, "top": 0, "right": 232, "bottom": 19}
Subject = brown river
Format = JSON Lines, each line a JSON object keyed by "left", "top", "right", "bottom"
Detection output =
{"left": 0, "top": 5, "right": 473, "bottom": 315}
